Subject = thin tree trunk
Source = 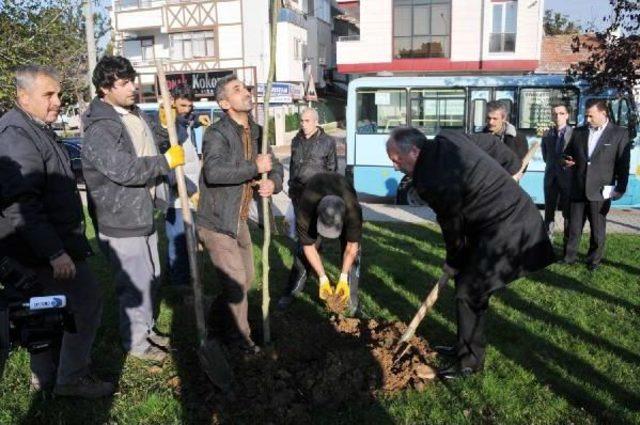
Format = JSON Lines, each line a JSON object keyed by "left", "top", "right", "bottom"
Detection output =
{"left": 261, "top": 0, "right": 279, "bottom": 345}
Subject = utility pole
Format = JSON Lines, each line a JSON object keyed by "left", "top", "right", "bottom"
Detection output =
{"left": 84, "top": 0, "right": 97, "bottom": 99}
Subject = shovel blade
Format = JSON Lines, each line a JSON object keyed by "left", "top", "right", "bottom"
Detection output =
{"left": 198, "top": 338, "right": 234, "bottom": 394}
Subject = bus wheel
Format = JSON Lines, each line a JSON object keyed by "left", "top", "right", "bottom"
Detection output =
{"left": 396, "top": 176, "right": 426, "bottom": 206}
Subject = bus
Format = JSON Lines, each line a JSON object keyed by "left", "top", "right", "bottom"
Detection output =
{"left": 138, "top": 100, "right": 224, "bottom": 154}
{"left": 345, "top": 75, "right": 640, "bottom": 208}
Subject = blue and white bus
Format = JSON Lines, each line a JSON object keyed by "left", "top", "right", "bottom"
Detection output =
{"left": 345, "top": 75, "right": 640, "bottom": 208}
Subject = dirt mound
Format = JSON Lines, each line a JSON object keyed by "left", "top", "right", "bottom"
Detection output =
{"left": 206, "top": 315, "right": 438, "bottom": 423}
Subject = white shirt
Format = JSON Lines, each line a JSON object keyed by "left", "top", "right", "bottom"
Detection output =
{"left": 587, "top": 120, "right": 608, "bottom": 158}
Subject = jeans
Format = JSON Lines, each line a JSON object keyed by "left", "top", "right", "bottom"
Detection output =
{"left": 165, "top": 207, "right": 191, "bottom": 286}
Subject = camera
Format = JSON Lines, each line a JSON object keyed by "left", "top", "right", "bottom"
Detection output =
{"left": 0, "top": 256, "right": 75, "bottom": 375}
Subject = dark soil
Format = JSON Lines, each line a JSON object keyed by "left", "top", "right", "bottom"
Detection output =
{"left": 169, "top": 313, "right": 438, "bottom": 423}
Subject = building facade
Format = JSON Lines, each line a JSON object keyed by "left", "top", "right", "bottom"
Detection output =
{"left": 336, "top": 0, "right": 545, "bottom": 75}
{"left": 110, "top": 0, "right": 334, "bottom": 103}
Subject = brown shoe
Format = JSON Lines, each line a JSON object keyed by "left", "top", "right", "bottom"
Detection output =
{"left": 129, "top": 345, "right": 168, "bottom": 363}
{"left": 53, "top": 374, "right": 115, "bottom": 398}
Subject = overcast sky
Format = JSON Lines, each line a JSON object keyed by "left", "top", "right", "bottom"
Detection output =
{"left": 545, "top": 0, "right": 613, "bottom": 31}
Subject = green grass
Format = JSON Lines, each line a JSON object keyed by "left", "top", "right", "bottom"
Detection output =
{"left": 1, "top": 216, "right": 639, "bottom": 424}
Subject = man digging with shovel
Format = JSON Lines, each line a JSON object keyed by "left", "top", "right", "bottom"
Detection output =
{"left": 386, "top": 127, "right": 555, "bottom": 379}
{"left": 280, "top": 172, "right": 363, "bottom": 315}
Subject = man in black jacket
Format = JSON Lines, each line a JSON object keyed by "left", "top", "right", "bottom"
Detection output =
{"left": 286, "top": 173, "right": 363, "bottom": 314}
{"left": 483, "top": 100, "right": 528, "bottom": 176}
{"left": 562, "top": 99, "right": 630, "bottom": 271}
{"left": 278, "top": 108, "right": 337, "bottom": 309}
{"left": 0, "top": 65, "right": 113, "bottom": 397}
{"left": 541, "top": 103, "right": 573, "bottom": 244}
{"left": 386, "top": 127, "right": 554, "bottom": 379}
{"left": 197, "top": 74, "right": 283, "bottom": 352}
{"left": 82, "top": 56, "right": 185, "bottom": 362}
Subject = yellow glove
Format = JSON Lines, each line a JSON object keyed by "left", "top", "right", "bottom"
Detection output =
{"left": 158, "top": 104, "right": 176, "bottom": 129}
{"left": 164, "top": 145, "right": 185, "bottom": 169}
{"left": 198, "top": 114, "right": 212, "bottom": 127}
{"left": 190, "top": 192, "right": 200, "bottom": 209}
{"left": 319, "top": 275, "right": 333, "bottom": 300}
{"left": 335, "top": 273, "right": 350, "bottom": 303}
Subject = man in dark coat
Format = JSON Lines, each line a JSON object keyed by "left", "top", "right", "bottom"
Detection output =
{"left": 197, "top": 74, "right": 283, "bottom": 353}
{"left": 562, "top": 99, "right": 630, "bottom": 271}
{"left": 483, "top": 100, "right": 528, "bottom": 179}
{"left": 0, "top": 65, "right": 113, "bottom": 397}
{"left": 541, "top": 103, "right": 573, "bottom": 246}
{"left": 82, "top": 56, "right": 185, "bottom": 362}
{"left": 278, "top": 108, "right": 338, "bottom": 310}
{"left": 469, "top": 133, "right": 521, "bottom": 176}
{"left": 386, "top": 127, "right": 555, "bottom": 379}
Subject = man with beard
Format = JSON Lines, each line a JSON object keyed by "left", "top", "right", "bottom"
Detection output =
{"left": 82, "top": 56, "right": 185, "bottom": 362}
{"left": 386, "top": 127, "right": 554, "bottom": 379}
{"left": 197, "top": 75, "right": 283, "bottom": 353}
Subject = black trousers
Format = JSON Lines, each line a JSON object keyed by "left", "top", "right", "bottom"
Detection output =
{"left": 283, "top": 238, "right": 361, "bottom": 312}
{"left": 543, "top": 178, "right": 570, "bottom": 249}
{"left": 565, "top": 199, "right": 611, "bottom": 265}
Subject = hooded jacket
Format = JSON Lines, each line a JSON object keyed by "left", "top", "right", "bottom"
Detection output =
{"left": 197, "top": 114, "right": 283, "bottom": 238}
{"left": 0, "top": 107, "right": 92, "bottom": 266}
{"left": 81, "top": 97, "right": 170, "bottom": 238}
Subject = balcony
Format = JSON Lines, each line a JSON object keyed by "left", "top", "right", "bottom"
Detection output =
{"left": 114, "top": 0, "right": 219, "bottom": 32}
{"left": 277, "top": 7, "right": 306, "bottom": 28}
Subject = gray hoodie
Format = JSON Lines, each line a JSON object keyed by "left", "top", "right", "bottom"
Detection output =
{"left": 81, "top": 97, "right": 170, "bottom": 237}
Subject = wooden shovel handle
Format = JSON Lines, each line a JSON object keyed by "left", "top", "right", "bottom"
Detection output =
{"left": 398, "top": 273, "right": 450, "bottom": 344}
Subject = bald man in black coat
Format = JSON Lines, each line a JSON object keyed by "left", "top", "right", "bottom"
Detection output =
{"left": 387, "top": 127, "right": 554, "bottom": 379}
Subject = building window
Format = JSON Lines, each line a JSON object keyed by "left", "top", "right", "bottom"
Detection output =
{"left": 393, "top": 0, "right": 450, "bottom": 59}
{"left": 123, "top": 37, "right": 154, "bottom": 62}
{"left": 170, "top": 31, "right": 215, "bottom": 60}
{"left": 489, "top": 1, "right": 517, "bottom": 53}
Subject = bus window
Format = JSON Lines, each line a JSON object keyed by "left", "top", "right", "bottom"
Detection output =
{"left": 356, "top": 89, "right": 407, "bottom": 134}
{"left": 518, "top": 88, "right": 578, "bottom": 131}
{"left": 472, "top": 99, "right": 487, "bottom": 132}
{"left": 409, "top": 88, "right": 465, "bottom": 137}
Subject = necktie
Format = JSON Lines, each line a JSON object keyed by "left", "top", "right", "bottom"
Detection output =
{"left": 556, "top": 129, "right": 565, "bottom": 154}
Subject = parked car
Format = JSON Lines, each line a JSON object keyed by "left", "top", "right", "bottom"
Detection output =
{"left": 59, "top": 136, "right": 84, "bottom": 186}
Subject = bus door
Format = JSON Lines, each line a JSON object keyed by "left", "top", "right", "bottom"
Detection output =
{"left": 606, "top": 95, "right": 639, "bottom": 206}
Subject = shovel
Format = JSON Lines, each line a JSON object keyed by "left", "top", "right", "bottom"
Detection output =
{"left": 392, "top": 273, "right": 450, "bottom": 366}
{"left": 156, "top": 61, "right": 234, "bottom": 393}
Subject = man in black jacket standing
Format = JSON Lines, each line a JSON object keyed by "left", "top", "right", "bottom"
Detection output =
{"left": 483, "top": 100, "right": 528, "bottom": 177}
{"left": 82, "top": 56, "right": 185, "bottom": 362}
{"left": 562, "top": 99, "right": 630, "bottom": 271}
{"left": 197, "top": 75, "right": 283, "bottom": 352}
{"left": 541, "top": 103, "right": 573, "bottom": 243}
{"left": 278, "top": 108, "right": 337, "bottom": 309}
{"left": 386, "top": 127, "right": 554, "bottom": 379}
{"left": 0, "top": 65, "right": 113, "bottom": 397}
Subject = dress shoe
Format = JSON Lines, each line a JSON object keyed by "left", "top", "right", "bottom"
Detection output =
{"left": 434, "top": 345, "right": 457, "bottom": 358}
{"left": 437, "top": 362, "right": 479, "bottom": 380}
{"left": 587, "top": 262, "right": 600, "bottom": 272}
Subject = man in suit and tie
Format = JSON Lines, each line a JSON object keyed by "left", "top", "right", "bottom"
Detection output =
{"left": 563, "top": 99, "right": 630, "bottom": 271}
{"left": 541, "top": 103, "right": 573, "bottom": 246}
